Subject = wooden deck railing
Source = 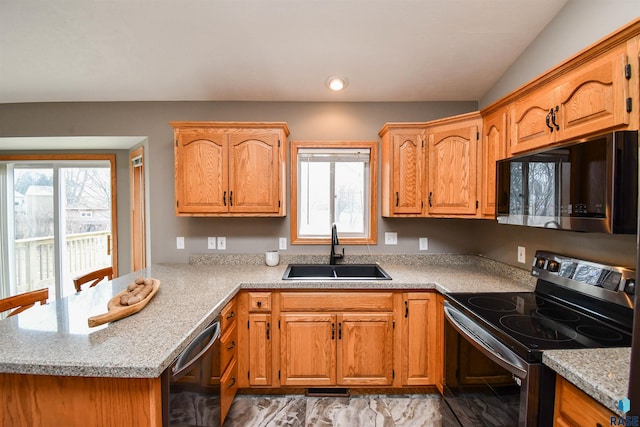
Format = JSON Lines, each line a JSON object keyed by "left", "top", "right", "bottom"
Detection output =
{"left": 15, "top": 231, "right": 111, "bottom": 296}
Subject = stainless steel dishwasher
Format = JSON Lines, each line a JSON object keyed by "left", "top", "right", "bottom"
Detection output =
{"left": 162, "top": 317, "right": 221, "bottom": 426}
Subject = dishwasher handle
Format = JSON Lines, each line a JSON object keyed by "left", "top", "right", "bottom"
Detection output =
{"left": 171, "top": 320, "right": 220, "bottom": 381}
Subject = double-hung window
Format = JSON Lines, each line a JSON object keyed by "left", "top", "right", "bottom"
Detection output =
{"left": 291, "top": 141, "right": 378, "bottom": 244}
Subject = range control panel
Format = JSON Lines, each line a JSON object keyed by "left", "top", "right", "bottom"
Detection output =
{"left": 532, "top": 250, "right": 635, "bottom": 298}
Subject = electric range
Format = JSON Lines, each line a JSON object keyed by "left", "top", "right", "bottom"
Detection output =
{"left": 444, "top": 250, "right": 635, "bottom": 426}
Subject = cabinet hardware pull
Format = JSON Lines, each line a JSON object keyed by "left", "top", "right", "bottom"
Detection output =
{"left": 223, "top": 191, "right": 227, "bottom": 206}
{"left": 226, "top": 311, "right": 235, "bottom": 320}
{"left": 428, "top": 192, "right": 433, "bottom": 208}
{"left": 266, "top": 322, "right": 270, "bottom": 340}
{"left": 545, "top": 111, "right": 554, "bottom": 132}
{"left": 227, "top": 341, "right": 236, "bottom": 351}
{"left": 338, "top": 322, "right": 342, "bottom": 340}
{"left": 227, "top": 377, "right": 236, "bottom": 388}
{"left": 257, "top": 301, "right": 262, "bottom": 308}
{"left": 395, "top": 192, "right": 399, "bottom": 207}
{"left": 331, "top": 322, "right": 335, "bottom": 340}
{"left": 550, "top": 106, "right": 560, "bottom": 131}
{"left": 405, "top": 301, "right": 409, "bottom": 318}
{"left": 230, "top": 191, "right": 233, "bottom": 206}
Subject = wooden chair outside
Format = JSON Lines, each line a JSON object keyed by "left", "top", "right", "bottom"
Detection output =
{"left": 73, "top": 266, "right": 114, "bottom": 292}
{"left": 0, "top": 288, "right": 49, "bottom": 317}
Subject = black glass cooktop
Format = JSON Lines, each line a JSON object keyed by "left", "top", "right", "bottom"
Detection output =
{"left": 446, "top": 291, "right": 633, "bottom": 362}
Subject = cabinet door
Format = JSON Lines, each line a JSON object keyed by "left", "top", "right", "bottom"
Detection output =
{"left": 280, "top": 313, "right": 336, "bottom": 386}
{"left": 248, "top": 313, "right": 272, "bottom": 386}
{"left": 401, "top": 293, "right": 437, "bottom": 386}
{"left": 391, "top": 133, "right": 424, "bottom": 215}
{"left": 509, "top": 87, "right": 556, "bottom": 155}
{"left": 174, "top": 129, "right": 228, "bottom": 214}
{"left": 480, "top": 109, "right": 508, "bottom": 217}
{"left": 428, "top": 119, "right": 479, "bottom": 215}
{"left": 553, "top": 376, "right": 615, "bottom": 426}
{"left": 337, "top": 313, "right": 394, "bottom": 386}
{"left": 229, "top": 132, "right": 281, "bottom": 213}
{"left": 556, "top": 44, "right": 630, "bottom": 142}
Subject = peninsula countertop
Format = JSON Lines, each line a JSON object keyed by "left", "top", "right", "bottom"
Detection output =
{"left": 1, "top": 254, "right": 631, "bottom": 415}
{"left": 0, "top": 254, "right": 534, "bottom": 379}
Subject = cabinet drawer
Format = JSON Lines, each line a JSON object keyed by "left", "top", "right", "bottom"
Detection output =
{"left": 220, "top": 321, "right": 237, "bottom": 373}
{"left": 220, "top": 299, "right": 237, "bottom": 332}
{"left": 280, "top": 291, "right": 394, "bottom": 311}
{"left": 220, "top": 358, "right": 238, "bottom": 424}
{"left": 248, "top": 292, "right": 272, "bottom": 312}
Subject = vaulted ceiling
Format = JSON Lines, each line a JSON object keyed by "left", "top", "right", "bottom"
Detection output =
{"left": 1, "top": 0, "right": 567, "bottom": 104}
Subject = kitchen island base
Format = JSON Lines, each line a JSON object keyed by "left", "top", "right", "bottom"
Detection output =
{"left": 1, "top": 373, "right": 162, "bottom": 427}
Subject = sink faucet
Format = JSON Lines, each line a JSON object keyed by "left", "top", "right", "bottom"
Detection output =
{"left": 329, "top": 223, "right": 344, "bottom": 265}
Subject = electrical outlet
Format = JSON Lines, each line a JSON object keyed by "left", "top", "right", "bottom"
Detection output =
{"left": 517, "top": 246, "right": 526, "bottom": 263}
{"left": 207, "top": 237, "right": 216, "bottom": 250}
{"left": 384, "top": 232, "right": 398, "bottom": 245}
{"left": 419, "top": 237, "right": 429, "bottom": 251}
{"left": 176, "top": 236, "right": 185, "bottom": 250}
{"left": 279, "top": 237, "right": 287, "bottom": 250}
{"left": 217, "top": 237, "right": 226, "bottom": 250}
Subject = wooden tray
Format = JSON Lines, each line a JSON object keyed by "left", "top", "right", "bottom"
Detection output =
{"left": 88, "top": 279, "right": 160, "bottom": 327}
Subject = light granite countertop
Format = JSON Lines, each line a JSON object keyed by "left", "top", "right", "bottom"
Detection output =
{"left": 0, "top": 254, "right": 533, "bottom": 379}
{"left": 544, "top": 348, "right": 631, "bottom": 416}
{"left": 0, "top": 253, "right": 630, "bottom": 415}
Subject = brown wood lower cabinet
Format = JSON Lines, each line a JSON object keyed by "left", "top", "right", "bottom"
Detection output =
{"left": 238, "top": 289, "right": 441, "bottom": 391}
{"left": 0, "top": 373, "right": 162, "bottom": 426}
{"left": 280, "top": 313, "right": 336, "bottom": 386}
{"left": 553, "top": 375, "right": 616, "bottom": 427}
{"left": 402, "top": 292, "right": 441, "bottom": 387}
{"left": 280, "top": 312, "right": 394, "bottom": 387}
{"left": 248, "top": 312, "right": 273, "bottom": 386}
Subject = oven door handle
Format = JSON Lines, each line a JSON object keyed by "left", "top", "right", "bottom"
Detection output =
{"left": 171, "top": 320, "right": 220, "bottom": 381}
{"left": 444, "top": 301, "right": 528, "bottom": 379}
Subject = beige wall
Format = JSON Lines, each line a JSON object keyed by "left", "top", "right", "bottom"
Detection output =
{"left": 1, "top": 101, "right": 489, "bottom": 270}
{"left": 1, "top": 100, "right": 635, "bottom": 272}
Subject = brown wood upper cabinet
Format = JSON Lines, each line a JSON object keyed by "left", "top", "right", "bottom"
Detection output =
{"left": 171, "top": 122, "right": 289, "bottom": 216}
{"left": 427, "top": 112, "right": 482, "bottom": 217}
{"left": 510, "top": 44, "right": 631, "bottom": 155}
{"left": 379, "top": 113, "right": 482, "bottom": 218}
{"left": 479, "top": 107, "right": 508, "bottom": 218}
{"left": 379, "top": 124, "right": 426, "bottom": 217}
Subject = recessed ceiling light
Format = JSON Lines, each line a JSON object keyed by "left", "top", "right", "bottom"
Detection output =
{"left": 327, "top": 76, "right": 348, "bottom": 91}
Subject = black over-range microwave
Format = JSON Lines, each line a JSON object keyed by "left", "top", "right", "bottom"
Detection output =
{"left": 496, "top": 130, "right": 638, "bottom": 234}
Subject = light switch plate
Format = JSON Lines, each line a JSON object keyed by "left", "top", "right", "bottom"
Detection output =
{"left": 517, "top": 246, "right": 526, "bottom": 263}
{"left": 176, "top": 236, "right": 185, "bottom": 250}
{"left": 207, "top": 237, "right": 216, "bottom": 250}
{"left": 419, "top": 237, "right": 429, "bottom": 251}
{"left": 384, "top": 232, "right": 398, "bottom": 245}
{"left": 217, "top": 237, "right": 226, "bottom": 250}
{"left": 279, "top": 237, "right": 287, "bottom": 250}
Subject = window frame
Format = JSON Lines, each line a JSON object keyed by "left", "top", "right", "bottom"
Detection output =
{"left": 0, "top": 154, "right": 118, "bottom": 301}
{"left": 290, "top": 141, "right": 378, "bottom": 245}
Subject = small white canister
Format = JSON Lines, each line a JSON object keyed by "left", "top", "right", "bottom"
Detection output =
{"left": 265, "top": 250, "right": 280, "bottom": 267}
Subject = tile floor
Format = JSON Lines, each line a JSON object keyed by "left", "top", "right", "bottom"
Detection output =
{"left": 169, "top": 390, "right": 519, "bottom": 427}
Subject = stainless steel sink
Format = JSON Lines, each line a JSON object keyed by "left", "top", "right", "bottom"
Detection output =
{"left": 282, "top": 264, "right": 392, "bottom": 280}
